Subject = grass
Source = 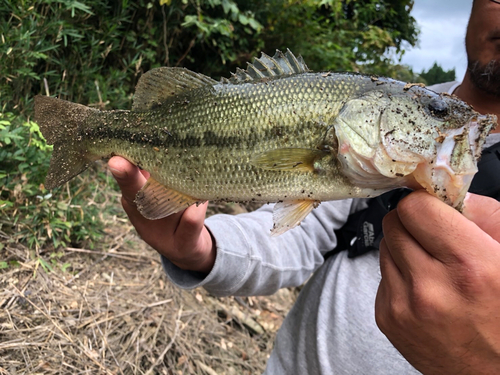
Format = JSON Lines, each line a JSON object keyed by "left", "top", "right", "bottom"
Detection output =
{"left": 0, "top": 174, "right": 297, "bottom": 374}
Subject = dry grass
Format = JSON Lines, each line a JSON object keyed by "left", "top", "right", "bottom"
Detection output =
{"left": 0, "top": 205, "right": 297, "bottom": 375}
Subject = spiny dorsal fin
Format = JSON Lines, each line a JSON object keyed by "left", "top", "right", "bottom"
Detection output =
{"left": 225, "top": 49, "right": 309, "bottom": 84}
{"left": 134, "top": 177, "right": 202, "bottom": 219}
{"left": 133, "top": 67, "right": 217, "bottom": 111}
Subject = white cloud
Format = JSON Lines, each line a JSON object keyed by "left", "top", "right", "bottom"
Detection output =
{"left": 400, "top": 0, "right": 472, "bottom": 81}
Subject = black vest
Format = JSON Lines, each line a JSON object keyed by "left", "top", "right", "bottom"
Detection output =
{"left": 327, "top": 141, "right": 500, "bottom": 259}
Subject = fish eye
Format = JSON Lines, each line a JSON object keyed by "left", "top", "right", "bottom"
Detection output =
{"left": 428, "top": 97, "right": 449, "bottom": 117}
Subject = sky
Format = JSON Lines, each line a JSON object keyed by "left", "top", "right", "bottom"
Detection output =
{"left": 400, "top": 0, "right": 473, "bottom": 80}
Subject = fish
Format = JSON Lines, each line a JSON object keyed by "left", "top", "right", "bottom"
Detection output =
{"left": 34, "top": 50, "right": 497, "bottom": 235}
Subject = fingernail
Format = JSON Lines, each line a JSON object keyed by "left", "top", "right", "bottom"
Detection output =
{"left": 109, "top": 167, "right": 126, "bottom": 179}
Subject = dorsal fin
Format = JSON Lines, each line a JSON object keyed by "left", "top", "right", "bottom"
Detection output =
{"left": 224, "top": 49, "right": 309, "bottom": 84}
{"left": 133, "top": 67, "right": 217, "bottom": 111}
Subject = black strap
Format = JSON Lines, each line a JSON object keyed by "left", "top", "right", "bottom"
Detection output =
{"left": 327, "top": 188, "right": 411, "bottom": 259}
{"left": 326, "top": 141, "right": 500, "bottom": 259}
{"left": 469, "top": 141, "right": 500, "bottom": 200}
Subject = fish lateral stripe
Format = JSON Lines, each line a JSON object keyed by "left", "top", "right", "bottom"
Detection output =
{"left": 80, "top": 122, "right": 249, "bottom": 150}
{"left": 79, "top": 115, "right": 326, "bottom": 151}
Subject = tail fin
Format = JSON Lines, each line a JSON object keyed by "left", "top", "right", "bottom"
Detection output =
{"left": 34, "top": 95, "right": 96, "bottom": 189}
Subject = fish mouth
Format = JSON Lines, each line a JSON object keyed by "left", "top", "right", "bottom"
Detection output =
{"left": 412, "top": 114, "right": 497, "bottom": 210}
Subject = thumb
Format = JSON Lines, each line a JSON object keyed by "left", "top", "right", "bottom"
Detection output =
{"left": 176, "top": 202, "right": 209, "bottom": 241}
{"left": 108, "top": 156, "right": 148, "bottom": 206}
{"left": 462, "top": 193, "right": 500, "bottom": 243}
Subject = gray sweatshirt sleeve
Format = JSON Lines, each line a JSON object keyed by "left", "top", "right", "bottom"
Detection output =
{"left": 162, "top": 199, "right": 356, "bottom": 296}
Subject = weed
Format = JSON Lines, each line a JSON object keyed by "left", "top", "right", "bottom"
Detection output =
{"left": 0, "top": 113, "right": 121, "bottom": 256}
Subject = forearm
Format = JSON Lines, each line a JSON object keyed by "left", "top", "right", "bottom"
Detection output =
{"left": 163, "top": 199, "right": 357, "bottom": 296}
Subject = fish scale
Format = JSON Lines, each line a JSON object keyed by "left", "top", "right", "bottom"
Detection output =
{"left": 34, "top": 49, "right": 496, "bottom": 235}
{"left": 84, "top": 74, "right": 363, "bottom": 202}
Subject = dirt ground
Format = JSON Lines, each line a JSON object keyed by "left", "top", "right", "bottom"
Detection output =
{"left": 0, "top": 204, "right": 298, "bottom": 374}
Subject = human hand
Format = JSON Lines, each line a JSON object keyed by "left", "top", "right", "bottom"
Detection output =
{"left": 375, "top": 190, "right": 500, "bottom": 374}
{"left": 108, "top": 156, "right": 216, "bottom": 274}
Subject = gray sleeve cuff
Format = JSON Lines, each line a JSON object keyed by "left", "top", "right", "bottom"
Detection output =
{"left": 161, "top": 214, "right": 254, "bottom": 294}
{"left": 161, "top": 255, "right": 211, "bottom": 289}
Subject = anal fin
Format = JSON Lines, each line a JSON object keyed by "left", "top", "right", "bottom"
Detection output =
{"left": 134, "top": 177, "right": 201, "bottom": 220}
{"left": 271, "top": 199, "right": 320, "bottom": 236}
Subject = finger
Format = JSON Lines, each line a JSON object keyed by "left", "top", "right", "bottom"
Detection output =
{"left": 167, "top": 203, "right": 209, "bottom": 257}
{"left": 108, "top": 156, "right": 147, "bottom": 206}
{"left": 170, "top": 202, "right": 215, "bottom": 271}
{"left": 382, "top": 208, "right": 436, "bottom": 280}
{"left": 375, "top": 238, "right": 406, "bottom": 330}
{"left": 379, "top": 237, "right": 405, "bottom": 285}
{"left": 397, "top": 190, "right": 499, "bottom": 263}
{"left": 108, "top": 157, "right": 212, "bottom": 266}
{"left": 462, "top": 193, "right": 500, "bottom": 243}
{"left": 176, "top": 202, "right": 208, "bottom": 239}
{"left": 140, "top": 169, "right": 151, "bottom": 179}
{"left": 109, "top": 156, "right": 184, "bottom": 236}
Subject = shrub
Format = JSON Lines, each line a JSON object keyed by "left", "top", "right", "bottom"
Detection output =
{"left": 1, "top": 0, "right": 418, "bottom": 116}
{"left": 0, "top": 113, "right": 120, "bottom": 251}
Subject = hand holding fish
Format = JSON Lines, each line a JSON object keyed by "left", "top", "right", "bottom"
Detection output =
{"left": 375, "top": 191, "right": 500, "bottom": 374}
{"left": 108, "top": 156, "right": 216, "bottom": 274}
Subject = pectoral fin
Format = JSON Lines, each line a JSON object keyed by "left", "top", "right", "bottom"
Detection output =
{"left": 253, "top": 148, "right": 329, "bottom": 172}
{"left": 134, "top": 177, "right": 201, "bottom": 220}
{"left": 271, "top": 199, "right": 320, "bottom": 236}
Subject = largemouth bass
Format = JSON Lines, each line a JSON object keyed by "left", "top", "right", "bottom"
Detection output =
{"left": 35, "top": 50, "right": 496, "bottom": 235}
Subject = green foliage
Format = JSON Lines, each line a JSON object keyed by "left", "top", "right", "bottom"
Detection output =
{"left": 1, "top": 0, "right": 418, "bottom": 115}
{"left": 0, "top": 113, "right": 120, "bottom": 252}
{"left": 1, "top": 0, "right": 267, "bottom": 114}
{"left": 420, "top": 62, "right": 456, "bottom": 86}
{"left": 249, "top": 0, "right": 418, "bottom": 76}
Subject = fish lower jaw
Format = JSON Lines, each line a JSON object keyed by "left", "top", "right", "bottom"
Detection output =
{"left": 411, "top": 162, "right": 474, "bottom": 210}
{"left": 412, "top": 118, "right": 490, "bottom": 210}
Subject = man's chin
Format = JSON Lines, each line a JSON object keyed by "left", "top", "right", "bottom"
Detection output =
{"left": 468, "top": 59, "right": 500, "bottom": 97}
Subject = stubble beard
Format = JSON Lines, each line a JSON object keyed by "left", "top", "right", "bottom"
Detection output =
{"left": 467, "top": 59, "right": 500, "bottom": 97}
